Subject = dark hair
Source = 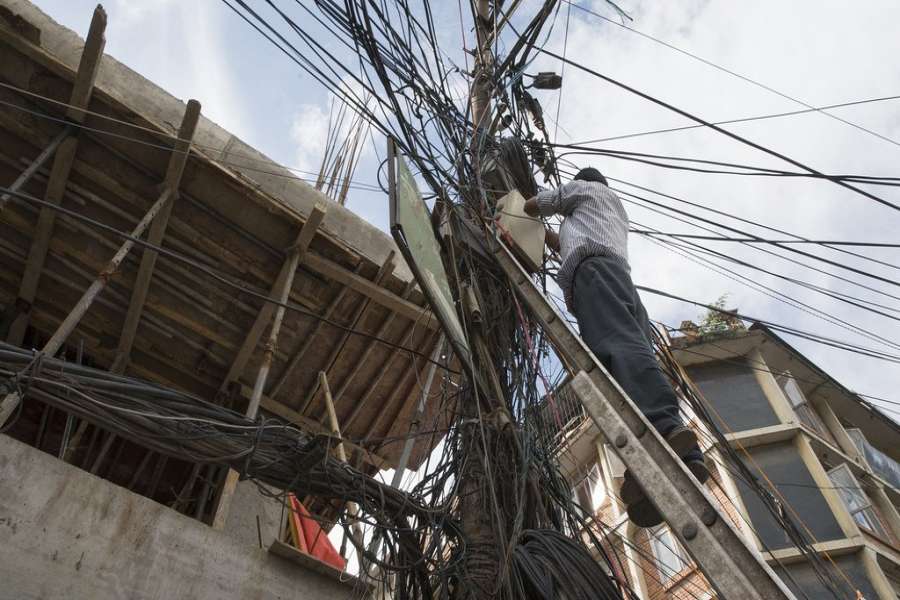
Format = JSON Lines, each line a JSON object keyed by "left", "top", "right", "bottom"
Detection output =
{"left": 573, "top": 167, "right": 608, "bottom": 186}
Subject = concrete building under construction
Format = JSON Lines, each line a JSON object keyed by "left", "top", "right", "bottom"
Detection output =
{"left": 0, "top": 2, "right": 446, "bottom": 598}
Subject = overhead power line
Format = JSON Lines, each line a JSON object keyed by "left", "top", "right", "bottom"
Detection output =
{"left": 609, "top": 176, "right": 900, "bottom": 275}
{"left": 561, "top": 0, "right": 900, "bottom": 149}
{"left": 635, "top": 285, "right": 900, "bottom": 364}
{"left": 536, "top": 46, "right": 900, "bottom": 213}
{"left": 566, "top": 94, "right": 900, "bottom": 146}
{"left": 628, "top": 230, "right": 900, "bottom": 249}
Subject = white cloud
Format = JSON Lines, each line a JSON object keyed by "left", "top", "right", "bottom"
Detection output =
{"left": 289, "top": 102, "right": 331, "bottom": 175}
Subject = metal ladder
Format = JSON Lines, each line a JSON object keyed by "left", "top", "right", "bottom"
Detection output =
{"left": 492, "top": 237, "right": 797, "bottom": 600}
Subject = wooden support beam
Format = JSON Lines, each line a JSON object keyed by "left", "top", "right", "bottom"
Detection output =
{"left": 126, "top": 450, "right": 154, "bottom": 491}
{"left": 210, "top": 204, "right": 327, "bottom": 530}
{"left": 319, "top": 371, "right": 365, "bottom": 574}
{"left": 111, "top": 99, "right": 201, "bottom": 373}
{"left": 298, "top": 251, "right": 395, "bottom": 415}
{"left": 146, "top": 455, "right": 168, "bottom": 498}
{"left": 330, "top": 281, "right": 415, "bottom": 409}
{"left": 0, "top": 127, "right": 70, "bottom": 212}
{"left": 246, "top": 204, "right": 326, "bottom": 418}
{"left": 303, "top": 252, "right": 436, "bottom": 330}
{"left": 219, "top": 204, "right": 328, "bottom": 391}
{"left": 268, "top": 266, "right": 363, "bottom": 400}
{"left": 89, "top": 431, "right": 116, "bottom": 475}
{"left": 7, "top": 5, "right": 107, "bottom": 346}
{"left": 342, "top": 319, "right": 424, "bottom": 431}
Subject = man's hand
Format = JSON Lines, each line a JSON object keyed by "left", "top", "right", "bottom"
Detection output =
{"left": 524, "top": 197, "right": 540, "bottom": 217}
{"left": 545, "top": 228, "right": 560, "bottom": 252}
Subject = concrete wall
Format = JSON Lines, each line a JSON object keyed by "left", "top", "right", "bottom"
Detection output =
{"left": 0, "top": 434, "right": 358, "bottom": 600}
{"left": 223, "top": 479, "right": 287, "bottom": 550}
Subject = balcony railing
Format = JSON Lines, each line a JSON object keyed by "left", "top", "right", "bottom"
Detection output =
{"left": 527, "top": 377, "right": 587, "bottom": 453}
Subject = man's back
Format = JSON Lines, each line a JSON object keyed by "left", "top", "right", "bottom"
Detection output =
{"left": 534, "top": 179, "right": 630, "bottom": 305}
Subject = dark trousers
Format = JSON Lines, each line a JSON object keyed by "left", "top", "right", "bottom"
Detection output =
{"left": 572, "top": 255, "right": 701, "bottom": 462}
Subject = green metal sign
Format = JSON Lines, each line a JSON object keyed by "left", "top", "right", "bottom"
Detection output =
{"left": 388, "top": 140, "right": 470, "bottom": 363}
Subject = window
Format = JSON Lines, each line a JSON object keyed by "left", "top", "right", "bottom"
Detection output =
{"left": 846, "top": 428, "right": 900, "bottom": 490}
{"left": 776, "top": 372, "right": 828, "bottom": 436}
{"left": 828, "top": 464, "right": 890, "bottom": 539}
{"left": 572, "top": 463, "right": 606, "bottom": 514}
{"left": 648, "top": 525, "right": 690, "bottom": 582}
{"left": 604, "top": 443, "right": 626, "bottom": 479}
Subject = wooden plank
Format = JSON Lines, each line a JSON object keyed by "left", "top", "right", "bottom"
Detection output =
{"left": 330, "top": 281, "right": 415, "bottom": 407}
{"left": 6, "top": 5, "right": 107, "bottom": 346}
{"left": 111, "top": 99, "right": 201, "bottom": 373}
{"left": 219, "top": 204, "right": 327, "bottom": 391}
{"left": 303, "top": 251, "right": 436, "bottom": 330}
{"left": 298, "top": 251, "right": 395, "bottom": 414}
{"left": 361, "top": 350, "right": 423, "bottom": 442}
{"left": 268, "top": 266, "right": 363, "bottom": 400}
{"left": 342, "top": 318, "right": 423, "bottom": 431}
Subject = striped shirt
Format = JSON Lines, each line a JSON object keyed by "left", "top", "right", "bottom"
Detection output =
{"left": 535, "top": 180, "right": 630, "bottom": 305}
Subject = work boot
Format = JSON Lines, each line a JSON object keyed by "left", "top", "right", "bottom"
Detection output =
{"left": 619, "top": 425, "right": 699, "bottom": 505}
{"left": 624, "top": 459, "right": 711, "bottom": 528}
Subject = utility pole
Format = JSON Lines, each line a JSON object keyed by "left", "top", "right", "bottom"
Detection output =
{"left": 455, "top": 2, "right": 526, "bottom": 597}
{"left": 471, "top": 0, "right": 493, "bottom": 134}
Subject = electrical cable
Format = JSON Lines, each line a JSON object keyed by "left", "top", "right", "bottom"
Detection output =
{"left": 535, "top": 46, "right": 900, "bottom": 213}
{"left": 559, "top": 0, "right": 900, "bottom": 150}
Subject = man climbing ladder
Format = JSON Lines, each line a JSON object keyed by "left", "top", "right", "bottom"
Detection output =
{"left": 524, "top": 167, "right": 709, "bottom": 527}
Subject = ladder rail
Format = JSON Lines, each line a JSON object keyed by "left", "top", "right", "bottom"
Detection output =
{"left": 493, "top": 237, "right": 797, "bottom": 600}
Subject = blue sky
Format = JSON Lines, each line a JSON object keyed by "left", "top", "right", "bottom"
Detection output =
{"left": 31, "top": 0, "right": 900, "bottom": 416}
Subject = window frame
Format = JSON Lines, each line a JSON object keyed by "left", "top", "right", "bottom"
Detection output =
{"left": 648, "top": 525, "right": 690, "bottom": 583}
{"left": 572, "top": 463, "right": 606, "bottom": 515}
{"left": 827, "top": 463, "right": 890, "bottom": 540}
{"left": 776, "top": 371, "right": 828, "bottom": 437}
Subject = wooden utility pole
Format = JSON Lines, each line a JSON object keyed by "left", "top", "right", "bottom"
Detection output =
{"left": 471, "top": 0, "right": 493, "bottom": 133}
{"left": 456, "top": 2, "right": 524, "bottom": 597}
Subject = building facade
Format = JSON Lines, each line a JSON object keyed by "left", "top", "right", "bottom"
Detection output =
{"left": 555, "top": 320, "right": 900, "bottom": 600}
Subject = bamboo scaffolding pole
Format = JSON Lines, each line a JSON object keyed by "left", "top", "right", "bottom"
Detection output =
{"left": 0, "top": 186, "right": 173, "bottom": 425}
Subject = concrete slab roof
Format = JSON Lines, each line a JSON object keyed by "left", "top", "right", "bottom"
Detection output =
{"left": 0, "top": 1, "right": 450, "bottom": 470}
